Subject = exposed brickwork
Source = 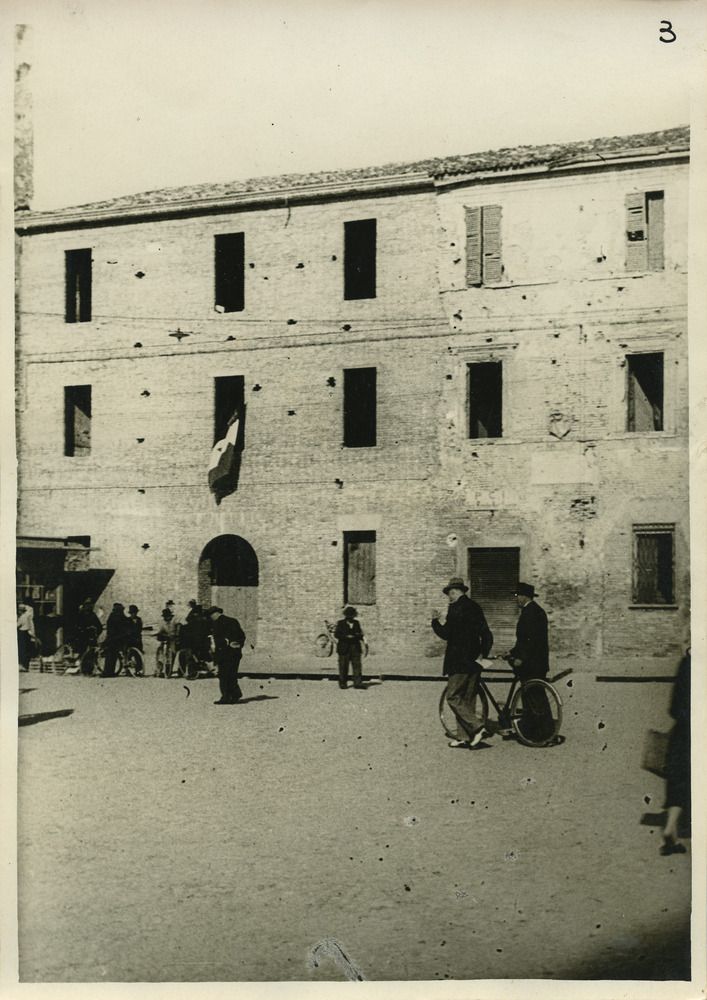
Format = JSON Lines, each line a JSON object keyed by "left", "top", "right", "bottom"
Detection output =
{"left": 15, "top": 134, "right": 690, "bottom": 671}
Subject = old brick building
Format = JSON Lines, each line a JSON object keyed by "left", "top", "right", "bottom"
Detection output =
{"left": 15, "top": 125, "right": 690, "bottom": 670}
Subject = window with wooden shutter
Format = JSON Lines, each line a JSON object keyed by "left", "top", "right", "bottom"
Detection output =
{"left": 465, "top": 205, "right": 502, "bottom": 286}
{"left": 632, "top": 525, "right": 674, "bottom": 605}
{"left": 64, "top": 385, "right": 92, "bottom": 456}
{"left": 344, "top": 531, "right": 376, "bottom": 605}
{"left": 646, "top": 191, "right": 665, "bottom": 271}
{"left": 626, "top": 191, "right": 664, "bottom": 272}
{"left": 65, "top": 249, "right": 92, "bottom": 323}
{"left": 468, "top": 361, "right": 502, "bottom": 438}
{"left": 627, "top": 353, "right": 663, "bottom": 432}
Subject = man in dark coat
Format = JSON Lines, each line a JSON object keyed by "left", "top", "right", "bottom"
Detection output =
{"left": 334, "top": 606, "right": 365, "bottom": 689}
{"left": 103, "top": 602, "right": 132, "bottom": 677}
{"left": 208, "top": 606, "right": 246, "bottom": 704}
{"left": 432, "top": 577, "right": 493, "bottom": 748}
{"left": 508, "top": 582, "right": 552, "bottom": 741}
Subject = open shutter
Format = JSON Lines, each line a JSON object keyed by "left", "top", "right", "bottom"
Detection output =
{"left": 482, "top": 205, "right": 503, "bottom": 284}
{"left": 626, "top": 192, "right": 648, "bottom": 271}
{"left": 646, "top": 191, "right": 665, "bottom": 271}
{"left": 465, "top": 206, "right": 482, "bottom": 286}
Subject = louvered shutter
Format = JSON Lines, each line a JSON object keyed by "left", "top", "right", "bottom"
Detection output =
{"left": 465, "top": 206, "right": 482, "bottom": 286}
{"left": 467, "top": 547, "right": 520, "bottom": 650}
{"left": 626, "top": 192, "right": 648, "bottom": 271}
{"left": 482, "top": 205, "right": 503, "bottom": 284}
{"left": 646, "top": 192, "right": 664, "bottom": 271}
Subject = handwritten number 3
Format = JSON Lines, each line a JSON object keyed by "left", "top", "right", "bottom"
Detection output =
{"left": 660, "top": 20, "right": 676, "bottom": 43}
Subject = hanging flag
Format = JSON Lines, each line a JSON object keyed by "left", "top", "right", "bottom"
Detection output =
{"left": 208, "top": 417, "right": 241, "bottom": 499}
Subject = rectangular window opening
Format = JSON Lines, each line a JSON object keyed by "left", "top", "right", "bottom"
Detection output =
{"left": 215, "top": 233, "right": 245, "bottom": 313}
{"left": 627, "top": 353, "right": 663, "bottom": 432}
{"left": 65, "top": 249, "right": 92, "bottom": 323}
{"left": 344, "top": 219, "right": 376, "bottom": 300}
{"left": 468, "top": 546, "right": 520, "bottom": 649}
{"left": 343, "top": 367, "right": 377, "bottom": 447}
{"left": 214, "top": 375, "right": 245, "bottom": 446}
{"left": 344, "top": 530, "right": 376, "bottom": 606}
{"left": 632, "top": 524, "right": 675, "bottom": 605}
{"left": 468, "top": 361, "right": 502, "bottom": 438}
{"left": 64, "top": 385, "right": 92, "bottom": 456}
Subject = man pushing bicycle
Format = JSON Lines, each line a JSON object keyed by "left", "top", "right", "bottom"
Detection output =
{"left": 431, "top": 577, "right": 493, "bottom": 749}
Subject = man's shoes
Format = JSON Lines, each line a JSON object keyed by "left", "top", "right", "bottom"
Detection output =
{"left": 470, "top": 728, "right": 485, "bottom": 747}
{"left": 448, "top": 739, "right": 470, "bottom": 748}
{"left": 214, "top": 698, "right": 229, "bottom": 704}
{"left": 660, "top": 837, "right": 687, "bottom": 856}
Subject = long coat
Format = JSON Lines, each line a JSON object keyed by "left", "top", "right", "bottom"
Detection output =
{"left": 432, "top": 594, "right": 493, "bottom": 675}
{"left": 510, "top": 600, "right": 549, "bottom": 677}
{"left": 211, "top": 613, "right": 246, "bottom": 663}
{"left": 334, "top": 618, "right": 364, "bottom": 653}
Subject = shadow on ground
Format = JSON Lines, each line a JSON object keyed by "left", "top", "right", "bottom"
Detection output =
{"left": 19, "top": 709, "right": 74, "bottom": 727}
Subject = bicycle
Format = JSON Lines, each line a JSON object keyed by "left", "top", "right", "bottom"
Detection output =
{"left": 314, "top": 619, "right": 369, "bottom": 658}
{"left": 153, "top": 635, "right": 177, "bottom": 678}
{"left": 79, "top": 642, "right": 144, "bottom": 677}
{"left": 173, "top": 645, "right": 215, "bottom": 680}
{"left": 438, "top": 656, "right": 563, "bottom": 748}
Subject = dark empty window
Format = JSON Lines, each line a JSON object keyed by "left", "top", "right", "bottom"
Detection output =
{"left": 215, "top": 233, "right": 245, "bottom": 313}
{"left": 214, "top": 375, "right": 245, "bottom": 445}
{"left": 468, "top": 361, "right": 502, "bottom": 438}
{"left": 344, "top": 531, "right": 376, "bottom": 605}
{"left": 625, "top": 191, "right": 664, "bottom": 272}
{"left": 465, "top": 205, "right": 503, "bottom": 286}
{"left": 65, "top": 249, "right": 92, "bottom": 323}
{"left": 344, "top": 219, "right": 376, "bottom": 300}
{"left": 633, "top": 525, "right": 674, "bottom": 605}
{"left": 343, "top": 367, "right": 376, "bottom": 447}
{"left": 64, "top": 385, "right": 91, "bottom": 456}
{"left": 627, "top": 353, "right": 663, "bottom": 431}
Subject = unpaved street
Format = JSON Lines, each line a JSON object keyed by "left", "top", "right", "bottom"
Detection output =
{"left": 17, "top": 667, "right": 690, "bottom": 983}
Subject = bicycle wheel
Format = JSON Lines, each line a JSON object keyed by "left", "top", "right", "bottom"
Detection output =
{"left": 79, "top": 647, "right": 99, "bottom": 676}
{"left": 314, "top": 633, "right": 333, "bottom": 657}
{"left": 176, "top": 648, "right": 199, "bottom": 680}
{"left": 164, "top": 649, "right": 175, "bottom": 678}
{"left": 155, "top": 644, "right": 166, "bottom": 677}
{"left": 125, "top": 647, "right": 144, "bottom": 677}
{"left": 509, "top": 679, "right": 562, "bottom": 747}
{"left": 439, "top": 685, "right": 489, "bottom": 741}
{"left": 361, "top": 640, "right": 369, "bottom": 659}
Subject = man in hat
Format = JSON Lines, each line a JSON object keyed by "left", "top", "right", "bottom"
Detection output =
{"left": 508, "top": 583, "right": 548, "bottom": 679}
{"left": 334, "top": 606, "right": 365, "bottom": 689}
{"left": 507, "top": 582, "right": 552, "bottom": 741}
{"left": 207, "top": 606, "right": 246, "bottom": 704}
{"left": 432, "top": 578, "right": 493, "bottom": 748}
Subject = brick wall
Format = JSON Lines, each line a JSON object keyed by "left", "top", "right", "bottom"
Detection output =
{"left": 16, "top": 160, "right": 690, "bottom": 669}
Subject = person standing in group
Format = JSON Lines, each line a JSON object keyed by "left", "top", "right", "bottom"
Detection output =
{"left": 334, "top": 606, "right": 365, "bottom": 689}
{"left": 208, "top": 606, "right": 246, "bottom": 705}
{"left": 660, "top": 648, "right": 690, "bottom": 856}
{"left": 507, "top": 582, "right": 553, "bottom": 742}
{"left": 71, "top": 599, "right": 103, "bottom": 658}
{"left": 17, "top": 603, "right": 36, "bottom": 672}
{"left": 432, "top": 578, "right": 493, "bottom": 748}
{"left": 127, "top": 605, "right": 143, "bottom": 652}
{"left": 102, "top": 603, "right": 131, "bottom": 677}
{"left": 155, "top": 607, "right": 180, "bottom": 677}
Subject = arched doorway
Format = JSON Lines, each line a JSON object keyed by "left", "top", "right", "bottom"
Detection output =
{"left": 198, "top": 535, "right": 259, "bottom": 646}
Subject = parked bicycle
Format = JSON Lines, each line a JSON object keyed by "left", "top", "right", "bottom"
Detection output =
{"left": 78, "top": 642, "right": 144, "bottom": 677}
{"left": 314, "top": 619, "right": 369, "bottom": 658}
{"left": 439, "top": 656, "right": 563, "bottom": 748}
{"left": 153, "top": 634, "right": 176, "bottom": 678}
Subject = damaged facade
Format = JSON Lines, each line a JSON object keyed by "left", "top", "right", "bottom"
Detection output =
{"left": 15, "top": 126, "right": 690, "bottom": 669}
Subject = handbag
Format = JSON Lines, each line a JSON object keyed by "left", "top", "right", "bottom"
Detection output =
{"left": 641, "top": 728, "right": 669, "bottom": 778}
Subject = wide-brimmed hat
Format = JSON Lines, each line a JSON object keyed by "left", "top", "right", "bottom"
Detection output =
{"left": 514, "top": 582, "right": 536, "bottom": 598}
{"left": 206, "top": 605, "right": 224, "bottom": 616}
{"left": 443, "top": 577, "right": 469, "bottom": 594}
{"left": 343, "top": 606, "right": 358, "bottom": 618}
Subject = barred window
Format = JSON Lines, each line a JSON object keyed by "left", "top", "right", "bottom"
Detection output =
{"left": 632, "top": 524, "right": 675, "bottom": 605}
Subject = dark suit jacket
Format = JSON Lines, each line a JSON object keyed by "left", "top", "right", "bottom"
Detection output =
{"left": 334, "top": 618, "right": 364, "bottom": 652}
{"left": 211, "top": 614, "right": 246, "bottom": 655}
{"left": 510, "top": 600, "right": 549, "bottom": 677}
{"left": 432, "top": 594, "right": 493, "bottom": 675}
